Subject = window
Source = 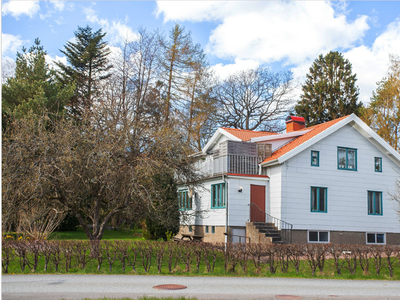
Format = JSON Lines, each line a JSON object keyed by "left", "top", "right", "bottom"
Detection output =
{"left": 178, "top": 189, "right": 192, "bottom": 210}
{"left": 311, "top": 187, "right": 327, "bottom": 213}
{"left": 308, "top": 231, "right": 329, "bottom": 243}
{"left": 205, "top": 226, "right": 209, "bottom": 233}
{"left": 211, "top": 226, "right": 215, "bottom": 234}
{"left": 375, "top": 157, "right": 382, "bottom": 172}
{"left": 338, "top": 147, "right": 357, "bottom": 171}
{"left": 211, "top": 183, "right": 226, "bottom": 208}
{"left": 311, "top": 150, "right": 319, "bottom": 167}
{"left": 368, "top": 191, "right": 382, "bottom": 215}
{"left": 366, "top": 233, "right": 385, "bottom": 244}
{"left": 189, "top": 225, "right": 192, "bottom": 233}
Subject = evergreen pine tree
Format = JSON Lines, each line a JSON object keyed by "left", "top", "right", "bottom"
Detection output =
{"left": 2, "top": 38, "right": 74, "bottom": 128}
{"left": 295, "top": 51, "right": 362, "bottom": 126}
{"left": 56, "top": 25, "right": 112, "bottom": 118}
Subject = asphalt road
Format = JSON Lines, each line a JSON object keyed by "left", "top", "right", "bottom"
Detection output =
{"left": 2, "top": 274, "right": 400, "bottom": 300}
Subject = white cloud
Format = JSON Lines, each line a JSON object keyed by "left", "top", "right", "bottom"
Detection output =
{"left": 345, "top": 18, "right": 400, "bottom": 104}
{"left": 2, "top": 33, "right": 25, "bottom": 55}
{"left": 82, "top": 5, "right": 138, "bottom": 45}
{"left": 50, "top": 0, "right": 65, "bottom": 11}
{"left": 156, "top": 1, "right": 369, "bottom": 66}
{"left": 45, "top": 54, "right": 67, "bottom": 70}
{"left": 2, "top": 0, "right": 40, "bottom": 19}
{"left": 290, "top": 19, "right": 400, "bottom": 105}
{"left": 211, "top": 59, "right": 260, "bottom": 80}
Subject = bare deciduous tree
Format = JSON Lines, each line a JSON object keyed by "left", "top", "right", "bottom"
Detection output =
{"left": 2, "top": 106, "right": 198, "bottom": 253}
{"left": 214, "top": 67, "right": 295, "bottom": 131}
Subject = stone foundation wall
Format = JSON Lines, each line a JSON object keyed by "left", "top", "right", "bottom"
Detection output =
{"left": 176, "top": 225, "right": 226, "bottom": 243}
{"left": 291, "top": 230, "right": 400, "bottom": 245}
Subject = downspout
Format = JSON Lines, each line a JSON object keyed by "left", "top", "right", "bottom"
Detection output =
{"left": 223, "top": 175, "right": 228, "bottom": 245}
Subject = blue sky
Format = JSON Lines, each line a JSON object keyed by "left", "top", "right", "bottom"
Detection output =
{"left": 2, "top": 1, "right": 400, "bottom": 104}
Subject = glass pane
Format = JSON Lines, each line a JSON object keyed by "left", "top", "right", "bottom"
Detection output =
{"left": 311, "top": 188, "right": 318, "bottom": 211}
{"left": 368, "top": 192, "right": 373, "bottom": 214}
{"left": 377, "top": 234, "right": 384, "bottom": 243}
{"left": 367, "top": 233, "right": 375, "bottom": 243}
{"left": 212, "top": 186, "right": 216, "bottom": 207}
{"left": 319, "top": 189, "right": 326, "bottom": 212}
{"left": 217, "top": 185, "right": 221, "bottom": 207}
{"left": 375, "top": 192, "right": 381, "bottom": 214}
{"left": 338, "top": 149, "right": 346, "bottom": 168}
{"left": 309, "top": 231, "right": 318, "bottom": 242}
{"left": 375, "top": 157, "right": 381, "bottom": 172}
{"left": 221, "top": 184, "right": 225, "bottom": 206}
{"left": 319, "top": 232, "right": 328, "bottom": 242}
{"left": 348, "top": 149, "right": 355, "bottom": 169}
{"left": 312, "top": 151, "right": 318, "bottom": 165}
{"left": 205, "top": 226, "right": 209, "bottom": 233}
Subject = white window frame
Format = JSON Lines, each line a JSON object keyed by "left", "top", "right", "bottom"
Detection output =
{"left": 307, "top": 230, "right": 330, "bottom": 243}
{"left": 366, "top": 232, "right": 386, "bottom": 245}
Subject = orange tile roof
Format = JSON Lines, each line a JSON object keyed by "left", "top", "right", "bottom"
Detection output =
{"left": 222, "top": 127, "right": 277, "bottom": 141}
{"left": 262, "top": 116, "right": 349, "bottom": 164}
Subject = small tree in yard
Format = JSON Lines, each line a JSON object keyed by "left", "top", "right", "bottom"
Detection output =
{"left": 2, "top": 106, "right": 198, "bottom": 254}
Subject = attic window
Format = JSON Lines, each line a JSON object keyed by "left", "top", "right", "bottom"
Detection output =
{"left": 375, "top": 157, "right": 382, "bottom": 172}
{"left": 311, "top": 151, "right": 319, "bottom": 167}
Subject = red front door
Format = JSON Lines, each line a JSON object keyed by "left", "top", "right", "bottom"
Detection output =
{"left": 250, "top": 185, "right": 265, "bottom": 222}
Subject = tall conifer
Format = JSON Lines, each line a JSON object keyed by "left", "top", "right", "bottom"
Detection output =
{"left": 56, "top": 26, "right": 112, "bottom": 117}
{"left": 295, "top": 51, "right": 362, "bottom": 126}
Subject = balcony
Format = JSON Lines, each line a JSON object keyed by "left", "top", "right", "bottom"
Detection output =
{"left": 197, "top": 154, "right": 260, "bottom": 176}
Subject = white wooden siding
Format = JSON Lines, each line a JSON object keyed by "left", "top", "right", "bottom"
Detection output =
{"left": 279, "top": 124, "right": 400, "bottom": 233}
{"left": 180, "top": 177, "right": 268, "bottom": 227}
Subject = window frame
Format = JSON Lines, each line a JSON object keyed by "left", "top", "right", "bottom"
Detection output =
{"left": 368, "top": 191, "right": 383, "bottom": 216}
{"left": 310, "top": 187, "right": 328, "bottom": 213}
{"left": 178, "top": 189, "right": 192, "bottom": 211}
{"left": 211, "top": 183, "right": 226, "bottom": 209}
{"left": 374, "top": 157, "right": 382, "bottom": 172}
{"left": 188, "top": 225, "right": 193, "bottom": 233}
{"left": 337, "top": 147, "right": 357, "bottom": 171}
{"left": 205, "top": 226, "right": 209, "bottom": 234}
{"left": 366, "top": 233, "right": 385, "bottom": 245}
{"left": 211, "top": 226, "right": 215, "bottom": 234}
{"left": 308, "top": 231, "right": 330, "bottom": 243}
{"left": 311, "top": 150, "right": 320, "bottom": 167}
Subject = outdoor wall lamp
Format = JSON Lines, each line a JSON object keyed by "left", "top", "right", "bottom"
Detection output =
{"left": 238, "top": 186, "right": 243, "bottom": 193}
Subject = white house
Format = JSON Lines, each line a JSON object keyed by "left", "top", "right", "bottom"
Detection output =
{"left": 177, "top": 114, "right": 400, "bottom": 245}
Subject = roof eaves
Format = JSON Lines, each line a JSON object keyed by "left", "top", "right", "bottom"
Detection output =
{"left": 202, "top": 128, "right": 242, "bottom": 154}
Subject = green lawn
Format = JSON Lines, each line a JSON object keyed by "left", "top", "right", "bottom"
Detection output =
{"left": 49, "top": 228, "right": 144, "bottom": 241}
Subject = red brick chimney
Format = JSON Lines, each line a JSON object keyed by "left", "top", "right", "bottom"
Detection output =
{"left": 285, "top": 116, "right": 306, "bottom": 132}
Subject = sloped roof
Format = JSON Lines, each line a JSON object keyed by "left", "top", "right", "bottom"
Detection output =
{"left": 221, "top": 127, "right": 277, "bottom": 141}
{"left": 262, "top": 116, "right": 348, "bottom": 164}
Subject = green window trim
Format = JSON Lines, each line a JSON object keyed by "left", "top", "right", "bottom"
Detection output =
{"left": 368, "top": 191, "right": 382, "bottom": 215}
{"left": 178, "top": 189, "right": 192, "bottom": 211}
{"left": 337, "top": 147, "right": 357, "bottom": 171}
{"left": 211, "top": 183, "right": 226, "bottom": 209}
{"left": 311, "top": 150, "right": 319, "bottom": 167}
{"left": 374, "top": 157, "right": 382, "bottom": 172}
{"left": 310, "top": 187, "right": 327, "bottom": 213}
